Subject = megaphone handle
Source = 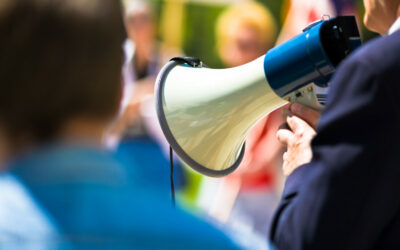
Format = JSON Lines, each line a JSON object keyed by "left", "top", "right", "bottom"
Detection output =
{"left": 284, "top": 83, "right": 324, "bottom": 111}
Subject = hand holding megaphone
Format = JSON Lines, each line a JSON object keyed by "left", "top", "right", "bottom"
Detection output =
{"left": 155, "top": 16, "right": 361, "bottom": 177}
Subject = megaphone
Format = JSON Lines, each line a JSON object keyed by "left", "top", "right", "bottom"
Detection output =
{"left": 155, "top": 16, "right": 361, "bottom": 177}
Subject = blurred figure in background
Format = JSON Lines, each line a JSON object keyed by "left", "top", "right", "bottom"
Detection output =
{"left": 0, "top": 0, "right": 239, "bottom": 248}
{"left": 216, "top": 1, "right": 276, "bottom": 67}
{"left": 108, "top": 0, "right": 185, "bottom": 195}
{"left": 197, "top": 0, "right": 284, "bottom": 241}
{"left": 118, "top": 0, "right": 159, "bottom": 131}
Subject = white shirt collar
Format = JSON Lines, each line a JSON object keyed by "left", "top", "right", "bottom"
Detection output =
{"left": 388, "top": 17, "right": 400, "bottom": 35}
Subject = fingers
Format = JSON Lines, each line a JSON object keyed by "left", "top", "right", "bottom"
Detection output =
{"left": 290, "top": 103, "right": 320, "bottom": 129}
{"left": 276, "top": 128, "right": 294, "bottom": 146}
{"left": 278, "top": 104, "right": 318, "bottom": 177}
{"left": 287, "top": 116, "right": 316, "bottom": 139}
{"left": 277, "top": 116, "right": 316, "bottom": 148}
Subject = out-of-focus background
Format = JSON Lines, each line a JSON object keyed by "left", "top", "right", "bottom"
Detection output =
{"left": 152, "top": 0, "right": 376, "bottom": 68}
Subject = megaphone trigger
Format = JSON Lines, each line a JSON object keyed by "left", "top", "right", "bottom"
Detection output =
{"left": 284, "top": 83, "right": 325, "bottom": 111}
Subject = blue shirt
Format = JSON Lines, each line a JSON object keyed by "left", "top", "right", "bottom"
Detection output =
{"left": 1, "top": 143, "right": 238, "bottom": 249}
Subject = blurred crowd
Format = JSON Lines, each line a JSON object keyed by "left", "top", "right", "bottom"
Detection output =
{"left": 0, "top": 0, "right": 368, "bottom": 249}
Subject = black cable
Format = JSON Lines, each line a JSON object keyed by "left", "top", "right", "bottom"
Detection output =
{"left": 169, "top": 146, "right": 175, "bottom": 207}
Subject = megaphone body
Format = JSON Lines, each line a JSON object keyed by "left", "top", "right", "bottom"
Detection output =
{"left": 155, "top": 16, "right": 361, "bottom": 177}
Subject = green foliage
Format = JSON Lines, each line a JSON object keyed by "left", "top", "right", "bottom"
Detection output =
{"left": 182, "top": 3, "right": 226, "bottom": 68}
{"left": 257, "top": 0, "right": 284, "bottom": 29}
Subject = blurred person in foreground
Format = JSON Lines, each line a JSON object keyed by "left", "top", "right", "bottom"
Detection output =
{"left": 108, "top": 0, "right": 185, "bottom": 195}
{"left": 200, "top": 0, "right": 283, "bottom": 239}
{"left": 0, "top": 0, "right": 239, "bottom": 248}
{"left": 271, "top": 0, "right": 400, "bottom": 249}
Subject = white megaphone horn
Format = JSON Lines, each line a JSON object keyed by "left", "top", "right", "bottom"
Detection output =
{"left": 155, "top": 16, "right": 361, "bottom": 177}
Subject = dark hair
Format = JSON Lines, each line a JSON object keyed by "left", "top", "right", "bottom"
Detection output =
{"left": 0, "top": 0, "right": 126, "bottom": 142}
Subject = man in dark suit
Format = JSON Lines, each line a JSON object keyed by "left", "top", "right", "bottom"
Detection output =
{"left": 272, "top": 0, "right": 400, "bottom": 249}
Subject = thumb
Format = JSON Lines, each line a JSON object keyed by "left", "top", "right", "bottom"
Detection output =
{"left": 287, "top": 116, "right": 315, "bottom": 136}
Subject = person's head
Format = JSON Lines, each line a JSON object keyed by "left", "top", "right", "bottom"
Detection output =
{"left": 123, "top": 0, "right": 156, "bottom": 51}
{"left": 0, "top": 0, "right": 125, "bottom": 151}
{"left": 363, "top": 0, "right": 400, "bottom": 34}
{"left": 216, "top": 1, "right": 277, "bottom": 67}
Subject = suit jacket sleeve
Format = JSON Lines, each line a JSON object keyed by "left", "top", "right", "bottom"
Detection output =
{"left": 270, "top": 51, "right": 400, "bottom": 249}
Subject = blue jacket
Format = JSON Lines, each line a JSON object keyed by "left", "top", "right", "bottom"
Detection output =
{"left": 1, "top": 143, "right": 238, "bottom": 249}
{"left": 270, "top": 30, "right": 400, "bottom": 249}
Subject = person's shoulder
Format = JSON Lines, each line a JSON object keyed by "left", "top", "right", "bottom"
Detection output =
{"left": 127, "top": 189, "right": 240, "bottom": 249}
{"left": 73, "top": 186, "right": 240, "bottom": 249}
{"left": 324, "top": 32, "right": 400, "bottom": 115}
{"left": 0, "top": 173, "right": 59, "bottom": 244}
{"left": 11, "top": 143, "right": 130, "bottom": 186}
{"left": 342, "top": 31, "right": 400, "bottom": 76}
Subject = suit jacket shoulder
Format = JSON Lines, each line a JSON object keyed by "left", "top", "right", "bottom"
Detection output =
{"left": 270, "top": 31, "right": 400, "bottom": 250}
{"left": 338, "top": 30, "right": 400, "bottom": 84}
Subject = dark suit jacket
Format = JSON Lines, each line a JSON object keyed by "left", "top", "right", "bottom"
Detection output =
{"left": 270, "top": 30, "right": 400, "bottom": 250}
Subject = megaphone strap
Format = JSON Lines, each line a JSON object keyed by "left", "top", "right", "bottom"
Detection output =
{"left": 169, "top": 57, "right": 203, "bottom": 68}
{"left": 169, "top": 146, "right": 175, "bottom": 207}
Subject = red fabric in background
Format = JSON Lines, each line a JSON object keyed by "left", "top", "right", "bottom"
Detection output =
{"left": 226, "top": 107, "right": 286, "bottom": 191}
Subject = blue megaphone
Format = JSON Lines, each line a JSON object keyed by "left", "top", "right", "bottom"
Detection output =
{"left": 155, "top": 16, "right": 362, "bottom": 176}
{"left": 265, "top": 15, "right": 361, "bottom": 98}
